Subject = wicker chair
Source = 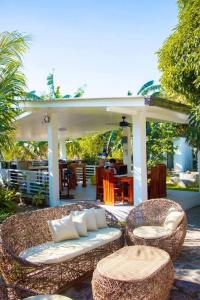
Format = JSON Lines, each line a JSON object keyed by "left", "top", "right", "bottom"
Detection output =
{"left": 125, "top": 198, "right": 187, "bottom": 260}
{"left": 0, "top": 202, "right": 124, "bottom": 298}
{"left": 0, "top": 281, "right": 36, "bottom": 300}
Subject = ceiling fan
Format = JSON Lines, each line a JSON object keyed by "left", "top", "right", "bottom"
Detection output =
{"left": 106, "top": 116, "right": 131, "bottom": 128}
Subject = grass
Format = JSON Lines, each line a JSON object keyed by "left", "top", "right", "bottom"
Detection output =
{"left": 167, "top": 184, "right": 199, "bottom": 192}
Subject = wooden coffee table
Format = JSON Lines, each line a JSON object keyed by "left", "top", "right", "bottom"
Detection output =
{"left": 92, "top": 245, "right": 174, "bottom": 300}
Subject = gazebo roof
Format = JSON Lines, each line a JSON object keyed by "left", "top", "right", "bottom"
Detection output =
{"left": 16, "top": 96, "right": 189, "bottom": 141}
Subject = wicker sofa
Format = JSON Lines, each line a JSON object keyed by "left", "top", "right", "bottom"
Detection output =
{"left": 0, "top": 202, "right": 124, "bottom": 298}
{"left": 126, "top": 198, "right": 187, "bottom": 260}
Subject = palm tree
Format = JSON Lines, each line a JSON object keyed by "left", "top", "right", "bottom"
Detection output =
{"left": 47, "top": 72, "right": 55, "bottom": 98}
{"left": 25, "top": 90, "right": 41, "bottom": 100}
{"left": 137, "top": 80, "right": 162, "bottom": 96}
{"left": 46, "top": 71, "right": 86, "bottom": 99}
{"left": 0, "top": 31, "right": 30, "bottom": 154}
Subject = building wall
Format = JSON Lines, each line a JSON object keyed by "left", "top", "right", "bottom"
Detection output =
{"left": 174, "top": 137, "right": 193, "bottom": 172}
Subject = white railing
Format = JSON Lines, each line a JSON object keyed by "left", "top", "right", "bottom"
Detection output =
{"left": 0, "top": 165, "right": 96, "bottom": 198}
{"left": 76, "top": 165, "right": 96, "bottom": 181}
{"left": 0, "top": 169, "right": 49, "bottom": 197}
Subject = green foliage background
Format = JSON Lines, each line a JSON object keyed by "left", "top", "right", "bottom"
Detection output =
{"left": 0, "top": 31, "right": 30, "bottom": 154}
{"left": 158, "top": 0, "right": 200, "bottom": 150}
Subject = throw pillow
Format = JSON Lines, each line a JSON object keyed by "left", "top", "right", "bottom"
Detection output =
{"left": 95, "top": 208, "right": 108, "bottom": 228}
{"left": 72, "top": 211, "right": 88, "bottom": 236}
{"left": 48, "top": 214, "right": 79, "bottom": 242}
{"left": 164, "top": 207, "right": 184, "bottom": 231}
{"left": 84, "top": 208, "right": 98, "bottom": 231}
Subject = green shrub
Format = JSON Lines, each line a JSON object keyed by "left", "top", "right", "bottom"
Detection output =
{"left": 32, "top": 190, "right": 46, "bottom": 207}
{"left": 0, "top": 186, "right": 17, "bottom": 222}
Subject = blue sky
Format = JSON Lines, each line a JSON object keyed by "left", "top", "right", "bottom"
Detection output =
{"left": 1, "top": 0, "right": 178, "bottom": 97}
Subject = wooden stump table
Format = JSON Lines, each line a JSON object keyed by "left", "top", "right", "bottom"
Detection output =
{"left": 92, "top": 246, "right": 174, "bottom": 300}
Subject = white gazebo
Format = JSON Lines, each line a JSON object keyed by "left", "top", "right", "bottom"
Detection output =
{"left": 15, "top": 96, "right": 189, "bottom": 206}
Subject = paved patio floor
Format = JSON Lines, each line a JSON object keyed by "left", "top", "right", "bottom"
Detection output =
{"left": 62, "top": 206, "right": 200, "bottom": 300}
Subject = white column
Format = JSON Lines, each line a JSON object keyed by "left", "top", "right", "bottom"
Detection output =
{"left": 123, "top": 127, "right": 132, "bottom": 173}
{"left": 48, "top": 113, "right": 59, "bottom": 206}
{"left": 59, "top": 138, "right": 67, "bottom": 160}
{"left": 132, "top": 114, "right": 148, "bottom": 206}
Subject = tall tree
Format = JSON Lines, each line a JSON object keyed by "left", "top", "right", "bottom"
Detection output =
{"left": 0, "top": 31, "right": 30, "bottom": 153}
{"left": 158, "top": 0, "right": 200, "bottom": 105}
{"left": 158, "top": 0, "right": 200, "bottom": 152}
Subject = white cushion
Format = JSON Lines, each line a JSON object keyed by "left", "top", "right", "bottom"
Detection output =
{"left": 72, "top": 208, "right": 97, "bottom": 231}
{"left": 20, "top": 227, "right": 122, "bottom": 264}
{"left": 133, "top": 226, "right": 171, "bottom": 239}
{"left": 84, "top": 208, "right": 98, "bottom": 231}
{"left": 72, "top": 211, "right": 88, "bottom": 237}
{"left": 95, "top": 208, "right": 108, "bottom": 229}
{"left": 164, "top": 207, "right": 184, "bottom": 231}
{"left": 47, "top": 214, "right": 79, "bottom": 242}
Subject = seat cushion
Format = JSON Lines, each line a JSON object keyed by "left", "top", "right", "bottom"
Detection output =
{"left": 133, "top": 226, "right": 171, "bottom": 239}
{"left": 20, "top": 227, "right": 121, "bottom": 264}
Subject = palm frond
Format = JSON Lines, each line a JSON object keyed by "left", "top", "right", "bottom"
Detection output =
{"left": 140, "top": 84, "right": 162, "bottom": 96}
{"left": 0, "top": 31, "right": 30, "bottom": 150}
{"left": 137, "top": 80, "right": 154, "bottom": 95}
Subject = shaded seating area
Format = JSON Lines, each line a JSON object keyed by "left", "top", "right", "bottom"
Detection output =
{"left": 96, "top": 165, "right": 133, "bottom": 205}
{"left": 126, "top": 198, "right": 187, "bottom": 259}
{"left": 103, "top": 169, "right": 133, "bottom": 205}
{"left": 96, "top": 163, "right": 167, "bottom": 206}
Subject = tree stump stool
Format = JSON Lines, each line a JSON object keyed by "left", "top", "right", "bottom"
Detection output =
{"left": 92, "top": 246, "right": 174, "bottom": 300}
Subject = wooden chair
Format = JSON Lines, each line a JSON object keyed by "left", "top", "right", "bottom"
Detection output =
{"left": 118, "top": 176, "right": 133, "bottom": 205}
{"left": 59, "top": 164, "right": 77, "bottom": 192}
{"left": 148, "top": 164, "right": 167, "bottom": 199}
{"left": 70, "top": 163, "right": 86, "bottom": 187}
{"left": 103, "top": 169, "right": 124, "bottom": 205}
{"left": 158, "top": 164, "right": 167, "bottom": 197}
{"left": 59, "top": 163, "right": 68, "bottom": 191}
{"left": 96, "top": 167, "right": 105, "bottom": 200}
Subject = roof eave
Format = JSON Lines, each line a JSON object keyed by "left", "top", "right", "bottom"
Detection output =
{"left": 145, "top": 96, "right": 190, "bottom": 114}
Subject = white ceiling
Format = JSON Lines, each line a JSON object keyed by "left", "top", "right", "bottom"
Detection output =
{"left": 15, "top": 97, "right": 188, "bottom": 141}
